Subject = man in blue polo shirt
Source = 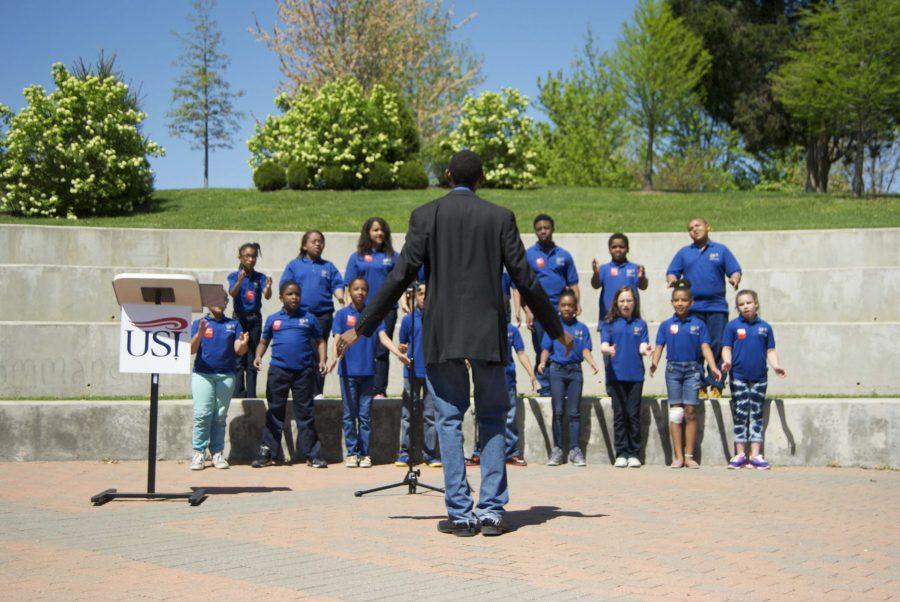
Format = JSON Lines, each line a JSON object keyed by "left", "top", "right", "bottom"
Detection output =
{"left": 666, "top": 217, "right": 741, "bottom": 399}
{"left": 525, "top": 214, "right": 580, "bottom": 395}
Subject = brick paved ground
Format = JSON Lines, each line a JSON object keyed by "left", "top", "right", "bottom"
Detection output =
{"left": 0, "top": 460, "right": 897, "bottom": 600}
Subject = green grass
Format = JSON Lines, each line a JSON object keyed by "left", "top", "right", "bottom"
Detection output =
{"left": 2, "top": 187, "right": 898, "bottom": 232}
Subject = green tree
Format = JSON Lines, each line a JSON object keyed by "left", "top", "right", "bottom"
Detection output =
{"left": 168, "top": 0, "right": 244, "bottom": 188}
{"left": 536, "top": 29, "right": 631, "bottom": 187}
{"left": 612, "top": 0, "right": 711, "bottom": 190}
{"left": 772, "top": 0, "right": 900, "bottom": 196}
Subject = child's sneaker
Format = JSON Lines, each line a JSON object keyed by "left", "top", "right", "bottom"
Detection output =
{"left": 614, "top": 456, "right": 628, "bottom": 468}
{"left": 627, "top": 457, "right": 642, "bottom": 468}
{"left": 698, "top": 387, "right": 709, "bottom": 400}
{"left": 345, "top": 455, "right": 359, "bottom": 468}
{"left": 749, "top": 455, "right": 771, "bottom": 470}
{"left": 728, "top": 453, "right": 747, "bottom": 469}
{"left": 394, "top": 452, "right": 410, "bottom": 467}
{"left": 358, "top": 456, "right": 372, "bottom": 468}
{"left": 568, "top": 447, "right": 586, "bottom": 467}
{"left": 211, "top": 452, "right": 229, "bottom": 469}
{"left": 190, "top": 451, "right": 205, "bottom": 471}
{"left": 709, "top": 387, "right": 722, "bottom": 399}
{"left": 547, "top": 447, "right": 564, "bottom": 466}
{"left": 426, "top": 457, "right": 443, "bottom": 468}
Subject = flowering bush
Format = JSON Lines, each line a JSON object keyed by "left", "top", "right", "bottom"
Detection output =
{"left": 441, "top": 88, "right": 539, "bottom": 189}
{"left": 247, "top": 78, "right": 418, "bottom": 188}
{"left": 0, "top": 63, "right": 164, "bottom": 217}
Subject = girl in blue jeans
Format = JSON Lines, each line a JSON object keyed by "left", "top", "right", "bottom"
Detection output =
{"left": 650, "top": 281, "right": 720, "bottom": 469}
{"left": 189, "top": 299, "right": 250, "bottom": 470}
{"left": 538, "top": 289, "right": 600, "bottom": 467}
{"left": 721, "top": 290, "right": 787, "bottom": 470}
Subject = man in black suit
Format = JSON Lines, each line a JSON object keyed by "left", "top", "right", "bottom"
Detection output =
{"left": 338, "top": 150, "right": 571, "bottom": 536}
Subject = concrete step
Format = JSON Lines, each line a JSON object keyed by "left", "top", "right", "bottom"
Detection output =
{"left": 3, "top": 224, "right": 898, "bottom": 270}
{"left": 2, "top": 321, "right": 897, "bottom": 397}
{"left": 3, "top": 264, "right": 896, "bottom": 323}
{"left": 1, "top": 397, "right": 896, "bottom": 468}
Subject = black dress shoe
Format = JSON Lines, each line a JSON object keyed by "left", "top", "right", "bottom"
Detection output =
{"left": 437, "top": 519, "right": 479, "bottom": 537}
{"left": 480, "top": 517, "right": 508, "bottom": 536}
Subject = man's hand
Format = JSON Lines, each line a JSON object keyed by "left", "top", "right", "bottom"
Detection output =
{"left": 557, "top": 331, "right": 574, "bottom": 356}
{"left": 336, "top": 329, "right": 360, "bottom": 357}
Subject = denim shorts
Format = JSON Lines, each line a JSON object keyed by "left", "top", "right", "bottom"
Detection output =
{"left": 665, "top": 361, "right": 702, "bottom": 405}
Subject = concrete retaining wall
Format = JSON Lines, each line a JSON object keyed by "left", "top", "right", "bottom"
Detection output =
{"left": 1, "top": 397, "right": 895, "bottom": 468}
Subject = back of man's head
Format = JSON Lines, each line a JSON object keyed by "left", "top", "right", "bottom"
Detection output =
{"left": 447, "top": 150, "right": 484, "bottom": 189}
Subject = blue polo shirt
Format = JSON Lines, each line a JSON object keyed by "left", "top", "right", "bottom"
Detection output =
{"left": 541, "top": 318, "right": 592, "bottom": 365}
{"left": 666, "top": 241, "right": 741, "bottom": 313}
{"left": 501, "top": 271, "right": 516, "bottom": 298}
{"left": 344, "top": 249, "right": 400, "bottom": 309}
{"left": 331, "top": 304, "right": 385, "bottom": 377}
{"left": 656, "top": 314, "right": 711, "bottom": 362}
{"left": 505, "top": 323, "right": 525, "bottom": 382}
{"left": 723, "top": 315, "right": 775, "bottom": 382}
{"left": 600, "top": 317, "right": 649, "bottom": 382}
{"left": 597, "top": 261, "right": 642, "bottom": 324}
{"left": 262, "top": 308, "right": 323, "bottom": 371}
{"left": 191, "top": 314, "right": 243, "bottom": 375}
{"left": 399, "top": 308, "right": 426, "bottom": 379}
{"left": 526, "top": 243, "right": 578, "bottom": 306}
{"left": 227, "top": 270, "right": 267, "bottom": 313}
{"left": 280, "top": 256, "right": 344, "bottom": 315}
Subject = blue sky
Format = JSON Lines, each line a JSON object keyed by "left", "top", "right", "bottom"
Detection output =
{"left": 1, "top": 1, "right": 637, "bottom": 189}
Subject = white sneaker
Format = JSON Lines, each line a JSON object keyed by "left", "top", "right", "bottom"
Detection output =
{"left": 212, "top": 452, "right": 229, "bottom": 469}
{"left": 627, "top": 457, "right": 642, "bottom": 468}
{"left": 314, "top": 394, "right": 325, "bottom": 400}
{"left": 614, "top": 456, "right": 628, "bottom": 468}
{"left": 345, "top": 455, "right": 359, "bottom": 468}
{"left": 190, "top": 452, "right": 205, "bottom": 470}
{"left": 358, "top": 456, "right": 372, "bottom": 468}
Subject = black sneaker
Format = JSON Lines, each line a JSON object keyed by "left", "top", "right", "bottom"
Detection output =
{"left": 480, "top": 517, "right": 509, "bottom": 536}
{"left": 437, "top": 519, "right": 479, "bottom": 537}
{"left": 307, "top": 457, "right": 328, "bottom": 468}
{"left": 251, "top": 446, "right": 275, "bottom": 468}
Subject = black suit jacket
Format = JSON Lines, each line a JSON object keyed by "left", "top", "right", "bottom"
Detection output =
{"left": 356, "top": 189, "right": 563, "bottom": 365}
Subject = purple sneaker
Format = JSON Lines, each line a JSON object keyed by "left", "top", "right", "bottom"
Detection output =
{"left": 749, "top": 455, "right": 771, "bottom": 470}
{"left": 728, "top": 453, "right": 747, "bottom": 469}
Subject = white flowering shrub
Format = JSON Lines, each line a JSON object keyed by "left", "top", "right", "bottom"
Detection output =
{"left": 0, "top": 63, "right": 164, "bottom": 217}
{"left": 247, "top": 78, "right": 418, "bottom": 188}
{"left": 441, "top": 88, "right": 539, "bottom": 189}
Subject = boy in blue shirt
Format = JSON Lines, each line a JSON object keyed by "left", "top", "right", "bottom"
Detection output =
{"left": 721, "top": 290, "right": 786, "bottom": 470}
{"left": 666, "top": 218, "right": 741, "bottom": 399}
{"left": 591, "top": 233, "right": 648, "bottom": 322}
{"left": 329, "top": 277, "right": 384, "bottom": 468}
{"left": 380, "top": 282, "right": 441, "bottom": 467}
{"left": 251, "top": 281, "right": 328, "bottom": 469}
{"left": 525, "top": 214, "right": 580, "bottom": 395}
{"left": 227, "top": 242, "right": 272, "bottom": 399}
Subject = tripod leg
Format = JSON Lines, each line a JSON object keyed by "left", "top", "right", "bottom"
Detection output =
{"left": 414, "top": 482, "right": 445, "bottom": 494}
{"left": 354, "top": 480, "right": 409, "bottom": 497}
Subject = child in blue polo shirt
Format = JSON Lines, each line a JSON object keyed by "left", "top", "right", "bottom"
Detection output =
{"left": 189, "top": 299, "right": 250, "bottom": 470}
{"left": 666, "top": 218, "right": 742, "bottom": 400}
{"left": 379, "top": 282, "right": 441, "bottom": 468}
{"left": 345, "top": 217, "right": 400, "bottom": 399}
{"left": 282, "top": 230, "right": 346, "bottom": 399}
{"left": 650, "top": 280, "right": 721, "bottom": 469}
{"left": 251, "top": 281, "right": 328, "bottom": 469}
{"left": 600, "top": 286, "right": 652, "bottom": 469}
{"left": 538, "top": 289, "right": 599, "bottom": 467}
{"left": 328, "top": 277, "right": 384, "bottom": 468}
{"left": 227, "top": 242, "right": 272, "bottom": 399}
{"left": 722, "top": 290, "right": 787, "bottom": 470}
{"left": 591, "top": 233, "right": 648, "bottom": 322}
{"left": 526, "top": 214, "right": 580, "bottom": 395}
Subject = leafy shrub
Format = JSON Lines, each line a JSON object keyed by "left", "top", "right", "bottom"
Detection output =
{"left": 365, "top": 160, "right": 395, "bottom": 190}
{"left": 441, "top": 88, "right": 539, "bottom": 189}
{"left": 253, "top": 161, "right": 286, "bottom": 191}
{"left": 319, "top": 165, "right": 354, "bottom": 190}
{"left": 1, "top": 63, "right": 164, "bottom": 217}
{"left": 397, "top": 161, "right": 429, "bottom": 189}
{"left": 286, "top": 161, "right": 309, "bottom": 190}
{"left": 248, "top": 78, "right": 419, "bottom": 189}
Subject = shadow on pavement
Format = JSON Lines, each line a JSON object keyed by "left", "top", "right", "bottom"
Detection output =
{"left": 388, "top": 505, "right": 608, "bottom": 532}
{"left": 189, "top": 486, "right": 292, "bottom": 495}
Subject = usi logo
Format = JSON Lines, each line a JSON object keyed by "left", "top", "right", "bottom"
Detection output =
{"left": 125, "top": 317, "right": 188, "bottom": 359}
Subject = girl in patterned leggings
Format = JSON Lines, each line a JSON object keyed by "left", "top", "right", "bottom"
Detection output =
{"left": 721, "top": 290, "right": 787, "bottom": 470}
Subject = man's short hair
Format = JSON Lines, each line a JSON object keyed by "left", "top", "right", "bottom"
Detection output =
{"left": 447, "top": 150, "right": 484, "bottom": 188}
{"left": 533, "top": 213, "right": 555, "bottom": 229}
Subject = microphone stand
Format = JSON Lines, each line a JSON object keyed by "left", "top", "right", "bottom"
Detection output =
{"left": 355, "top": 284, "right": 444, "bottom": 497}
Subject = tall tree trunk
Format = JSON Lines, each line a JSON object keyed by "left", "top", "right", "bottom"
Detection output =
{"left": 644, "top": 120, "right": 654, "bottom": 191}
{"left": 853, "top": 121, "right": 864, "bottom": 197}
{"left": 804, "top": 132, "right": 830, "bottom": 193}
{"left": 203, "top": 117, "right": 209, "bottom": 189}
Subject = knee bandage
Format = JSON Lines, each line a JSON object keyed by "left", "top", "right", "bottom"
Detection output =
{"left": 669, "top": 406, "right": 685, "bottom": 424}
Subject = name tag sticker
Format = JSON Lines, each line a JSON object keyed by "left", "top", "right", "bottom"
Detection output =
{"left": 245, "top": 290, "right": 255, "bottom": 301}
{"left": 610, "top": 268, "right": 619, "bottom": 276}
{"left": 203, "top": 328, "right": 214, "bottom": 339}
{"left": 273, "top": 320, "right": 282, "bottom": 331}
{"left": 536, "top": 258, "right": 545, "bottom": 268}
{"left": 670, "top": 324, "right": 679, "bottom": 334}
{"left": 737, "top": 328, "right": 747, "bottom": 340}
{"left": 364, "top": 255, "right": 373, "bottom": 263}
{"left": 347, "top": 315, "right": 357, "bottom": 327}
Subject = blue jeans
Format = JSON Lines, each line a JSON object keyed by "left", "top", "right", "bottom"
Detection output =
{"left": 691, "top": 311, "right": 727, "bottom": 389}
{"left": 191, "top": 372, "right": 236, "bottom": 453}
{"left": 340, "top": 375, "right": 373, "bottom": 456}
{"left": 427, "top": 359, "right": 509, "bottom": 526}
{"left": 665, "top": 361, "right": 703, "bottom": 405}
{"left": 472, "top": 379, "right": 521, "bottom": 459}
{"left": 530, "top": 320, "right": 551, "bottom": 395}
{"left": 400, "top": 376, "right": 439, "bottom": 461}
{"left": 548, "top": 362, "right": 583, "bottom": 451}
{"left": 730, "top": 378, "right": 767, "bottom": 443}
